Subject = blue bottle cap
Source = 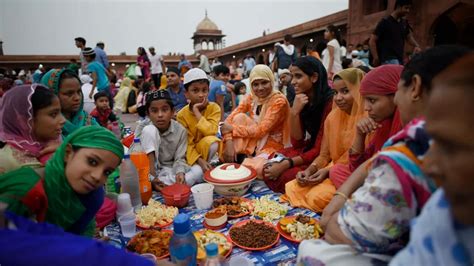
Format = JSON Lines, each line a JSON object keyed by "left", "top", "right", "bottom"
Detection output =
{"left": 133, "top": 138, "right": 140, "bottom": 143}
{"left": 173, "top": 213, "right": 191, "bottom": 234}
{"left": 205, "top": 243, "right": 218, "bottom": 257}
{"left": 123, "top": 154, "right": 130, "bottom": 159}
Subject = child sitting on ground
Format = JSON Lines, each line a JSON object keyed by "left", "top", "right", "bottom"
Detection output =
{"left": 233, "top": 81, "right": 247, "bottom": 106}
{"left": 90, "top": 91, "right": 118, "bottom": 128}
{"left": 176, "top": 68, "right": 221, "bottom": 173}
{"left": 140, "top": 90, "right": 203, "bottom": 190}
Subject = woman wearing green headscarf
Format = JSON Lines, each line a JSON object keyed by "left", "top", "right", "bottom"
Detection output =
{"left": 41, "top": 69, "right": 98, "bottom": 137}
{"left": 0, "top": 126, "right": 124, "bottom": 236}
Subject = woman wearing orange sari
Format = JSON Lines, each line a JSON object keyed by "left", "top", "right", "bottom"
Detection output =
{"left": 221, "top": 65, "right": 291, "bottom": 177}
{"left": 284, "top": 68, "right": 365, "bottom": 212}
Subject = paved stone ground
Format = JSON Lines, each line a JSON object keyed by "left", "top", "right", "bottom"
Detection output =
{"left": 119, "top": 113, "right": 139, "bottom": 130}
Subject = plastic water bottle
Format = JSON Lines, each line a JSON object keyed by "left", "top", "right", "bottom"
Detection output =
{"left": 129, "top": 138, "right": 152, "bottom": 205}
{"left": 169, "top": 214, "right": 198, "bottom": 266}
{"left": 119, "top": 154, "right": 142, "bottom": 210}
{"left": 203, "top": 243, "right": 223, "bottom": 266}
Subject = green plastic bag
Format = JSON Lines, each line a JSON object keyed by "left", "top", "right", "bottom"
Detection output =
{"left": 124, "top": 63, "right": 138, "bottom": 80}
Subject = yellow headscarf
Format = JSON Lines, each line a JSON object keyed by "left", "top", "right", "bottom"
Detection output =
{"left": 248, "top": 64, "right": 291, "bottom": 148}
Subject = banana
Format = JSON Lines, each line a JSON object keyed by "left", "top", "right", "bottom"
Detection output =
{"left": 316, "top": 224, "right": 324, "bottom": 234}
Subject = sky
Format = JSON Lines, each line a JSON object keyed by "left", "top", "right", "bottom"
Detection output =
{"left": 0, "top": 0, "right": 348, "bottom": 55}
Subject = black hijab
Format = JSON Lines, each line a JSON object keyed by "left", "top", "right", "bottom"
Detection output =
{"left": 292, "top": 56, "right": 333, "bottom": 150}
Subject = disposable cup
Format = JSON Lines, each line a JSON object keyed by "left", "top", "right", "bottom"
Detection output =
{"left": 191, "top": 183, "right": 214, "bottom": 210}
{"left": 118, "top": 213, "right": 136, "bottom": 238}
{"left": 117, "top": 193, "right": 133, "bottom": 214}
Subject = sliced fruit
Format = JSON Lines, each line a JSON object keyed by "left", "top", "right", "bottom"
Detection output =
{"left": 279, "top": 216, "right": 294, "bottom": 226}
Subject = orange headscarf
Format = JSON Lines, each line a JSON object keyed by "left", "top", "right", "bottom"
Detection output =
{"left": 328, "top": 68, "right": 366, "bottom": 165}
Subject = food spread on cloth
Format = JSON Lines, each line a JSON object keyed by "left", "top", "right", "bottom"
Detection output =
{"left": 135, "top": 199, "right": 178, "bottom": 228}
{"left": 251, "top": 195, "right": 288, "bottom": 222}
{"left": 278, "top": 215, "right": 324, "bottom": 242}
{"left": 194, "top": 229, "right": 232, "bottom": 260}
{"left": 212, "top": 197, "right": 252, "bottom": 218}
{"left": 126, "top": 229, "right": 172, "bottom": 258}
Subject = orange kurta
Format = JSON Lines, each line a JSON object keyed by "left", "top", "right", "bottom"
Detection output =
{"left": 223, "top": 65, "right": 291, "bottom": 178}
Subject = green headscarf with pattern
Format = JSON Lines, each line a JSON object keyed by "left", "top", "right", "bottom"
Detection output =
{"left": 40, "top": 68, "right": 98, "bottom": 137}
{"left": 44, "top": 125, "right": 124, "bottom": 235}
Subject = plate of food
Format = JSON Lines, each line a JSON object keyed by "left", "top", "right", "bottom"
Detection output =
{"left": 135, "top": 199, "right": 178, "bottom": 229}
{"left": 212, "top": 197, "right": 253, "bottom": 218}
{"left": 194, "top": 229, "right": 233, "bottom": 260}
{"left": 228, "top": 219, "right": 280, "bottom": 251}
{"left": 126, "top": 229, "right": 173, "bottom": 259}
{"left": 277, "top": 215, "right": 323, "bottom": 243}
{"left": 251, "top": 195, "right": 288, "bottom": 222}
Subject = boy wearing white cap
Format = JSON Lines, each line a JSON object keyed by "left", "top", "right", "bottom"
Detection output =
{"left": 176, "top": 68, "right": 221, "bottom": 173}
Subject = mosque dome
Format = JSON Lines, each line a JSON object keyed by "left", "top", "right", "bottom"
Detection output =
{"left": 196, "top": 12, "right": 219, "bottom": 32}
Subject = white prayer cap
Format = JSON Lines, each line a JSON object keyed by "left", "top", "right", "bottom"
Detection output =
{"left": 183, "top": 68, "right": 209, "bottom": 85}
{"left": 278, "top": 68, "right": 291, "bottom": 76}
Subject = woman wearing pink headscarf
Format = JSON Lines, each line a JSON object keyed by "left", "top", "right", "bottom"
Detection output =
{"left": 329, "top": 65, "right": 404, "bottom": 187}
{"left": 0, "top": 84, "right": 65, "bottom": 174}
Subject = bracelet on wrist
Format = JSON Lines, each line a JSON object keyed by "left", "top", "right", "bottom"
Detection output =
{"left": 284, "top": 158, "right": 294, "bottom": 168}
{"left": 334, "top": 191, "right": 348, "bottom": 200}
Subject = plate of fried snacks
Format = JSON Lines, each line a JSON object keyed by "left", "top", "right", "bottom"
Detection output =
{"left": 126, "top": 229, "right": 173, "bottom": 259}
{"left": 194, "top": 229, "right": 233, "bottom": 260}
{"left": 277, "top": 215, "right": 324, "bottom": 243}
{"left": 228, "top": 220, "right": 279, "bottom": 251}
{"left": 212, "top": 197, "right": 253, "bottom": 218}
{"left": 135, "top": 199, "right": 178, "bottom": 229}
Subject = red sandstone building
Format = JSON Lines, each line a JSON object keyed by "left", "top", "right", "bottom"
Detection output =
{"left": 0, "top": 0, "right": 472, "bottom": 74}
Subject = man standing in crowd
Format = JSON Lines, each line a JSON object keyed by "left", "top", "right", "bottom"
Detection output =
{"left": 83, "top": 48, "right": 111, "bottom": 107}
{"left": 94, "top": 42, "right": 109, "bottom": 70}
{"left": 243, "top": 54, "right": 256, "bottom": 78}
{"left": 273, "top": 34, "right": 298, "bottom": 72}
{"left": 74, "top": 37, "right": 87, "bottom": 75}
{"left": 178, "top": 54, "right": 192, "bottom": 77}
{"left": 369, "top": 0, "right": 421, "bottom": 66}
{"left": 198, "top": 53, "right": 211, "bottom": 74}
{"left": 149, "top": 46, "right": 166, "bottom": 89}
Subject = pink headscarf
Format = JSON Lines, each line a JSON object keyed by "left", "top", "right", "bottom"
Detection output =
{"left": 0, "top": 84, "right": 51, "bottom": 156}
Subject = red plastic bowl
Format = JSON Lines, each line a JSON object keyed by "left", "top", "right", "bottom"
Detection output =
{"left": 161, "top": 184, "right": 191, "bottom": 208}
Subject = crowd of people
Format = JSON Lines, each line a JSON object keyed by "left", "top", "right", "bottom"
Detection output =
{"left": 0, "top": 0, "right": 473, "bottom": 265}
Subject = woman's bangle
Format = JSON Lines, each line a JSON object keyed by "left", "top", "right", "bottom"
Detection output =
{"left": 334, "top": 191, "right": 348, "bottom": 201}
{"left": 284, "top": 158, "right": 294, "bottom": 168}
